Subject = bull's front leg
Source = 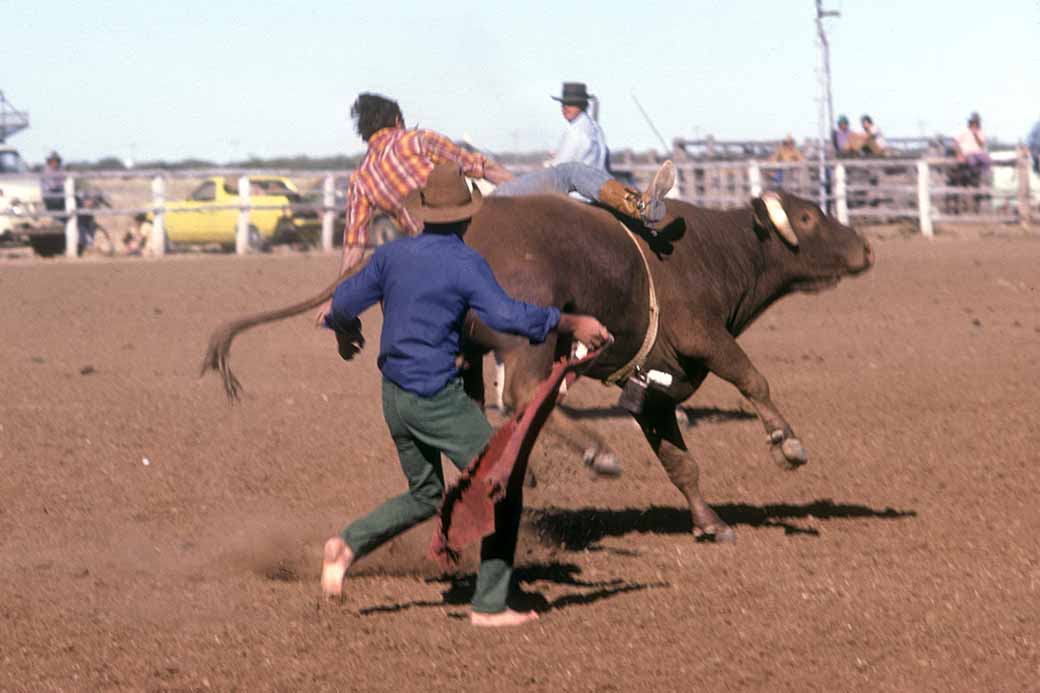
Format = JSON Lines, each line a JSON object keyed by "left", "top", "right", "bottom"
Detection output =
{"left": 634, "top": 400, "right": 735, "bottom": 542}
{"left": 691, "top": 330, "right": 807, "bottom": 470}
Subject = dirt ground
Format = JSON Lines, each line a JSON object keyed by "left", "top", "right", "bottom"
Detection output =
{"left": 2, "top": 232, "right": 1038, "bottom": 692}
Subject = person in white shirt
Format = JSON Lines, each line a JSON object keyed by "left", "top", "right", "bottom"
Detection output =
{"left": 860, "top": 115, "right": 888, "bottom": 155}
{"left": 548, "top": 82, "right": 608, "bottom": 170}
{"left": 954, "top": 112, "right": 991, "bottom": 173}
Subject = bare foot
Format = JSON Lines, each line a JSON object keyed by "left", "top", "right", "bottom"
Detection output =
{"left": 469, "top": 609, "right": 540, "bottom": 627}
{"left": 321, "top": 537, "right": 354, "bottom": 599}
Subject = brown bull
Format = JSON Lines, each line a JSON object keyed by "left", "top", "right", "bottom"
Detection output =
{"left": 202, "top": 191, "right": 872, "bottom": 543}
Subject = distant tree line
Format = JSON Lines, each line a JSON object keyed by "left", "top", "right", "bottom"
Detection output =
{"left": 51, "top": 153, "right": 368, "bottom": 172}
{"left": 45, "top": 148, "right": 661, "bottom": 172}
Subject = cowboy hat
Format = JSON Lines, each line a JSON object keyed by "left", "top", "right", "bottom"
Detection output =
{"left": 403, "top": 163, "right": 483, "bottom": 224}
{"left": 551, "top": 82, "right": 593, "bottom": 106}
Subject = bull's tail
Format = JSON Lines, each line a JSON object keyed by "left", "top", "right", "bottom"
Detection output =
{"left": 200, "top": 257, "right": 370, "bottom": 401}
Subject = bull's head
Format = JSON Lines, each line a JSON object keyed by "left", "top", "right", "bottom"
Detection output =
{"left": 752, "top": 191, "right": 873, "bottom": 292}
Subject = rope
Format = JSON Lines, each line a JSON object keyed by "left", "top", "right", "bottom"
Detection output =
{"left": 605, "top": 220, "right": 660, "bottom": 385}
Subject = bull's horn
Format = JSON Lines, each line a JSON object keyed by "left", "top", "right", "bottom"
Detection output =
{"left": 762, "top": 192, "right": 798, "bottom": 247}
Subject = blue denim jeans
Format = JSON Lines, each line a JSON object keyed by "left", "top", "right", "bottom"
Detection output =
{"left": 492, "top": 162, "right": 611, "bottom": 201}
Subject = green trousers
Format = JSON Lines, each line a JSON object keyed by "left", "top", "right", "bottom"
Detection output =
{"left": 341, "top": 377, "right": 523, "bottom": 614}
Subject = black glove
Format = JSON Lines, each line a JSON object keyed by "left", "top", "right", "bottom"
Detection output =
{"left": 332, "top": 317, "right": 365, "bottom": 361}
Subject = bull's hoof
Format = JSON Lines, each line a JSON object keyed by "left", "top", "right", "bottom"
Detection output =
{"left": 769, "top": 435, "right": 808, "bottom": 471}
{"left": 782, "top": 438, "right": 807, "bottom": 465}
{"left": 693, "top": 525, "right": 736, "bottom": 544}
{"left": 583, "top": 448, "right": 622, "bottom": 478}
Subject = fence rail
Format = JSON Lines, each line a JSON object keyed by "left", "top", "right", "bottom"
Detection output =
{"left": 1, "top": 151, "right": 1034, "bottom": 257}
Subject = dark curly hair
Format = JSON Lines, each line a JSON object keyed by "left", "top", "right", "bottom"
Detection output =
{"left": 351, "top": 93, "right": 404, "bottom": 142}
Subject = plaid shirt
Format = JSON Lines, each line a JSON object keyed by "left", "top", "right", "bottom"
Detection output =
{"left": 344, "top": 127, "right": 487, "bottom": 248}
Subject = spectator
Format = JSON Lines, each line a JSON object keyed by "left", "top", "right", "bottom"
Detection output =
{"left": 954, "top": 112, "right": 991, "bottom": 174}
{"left": 833, "top": 115, "right": 854, "bottom": 154}
{"left": 860, "top": 115, "right": 888, "bottom": 155}
{"left": 768, "top": 134, "right": 803, "bottom": 187}
{"left": 834, "top": 114, "right": 887, "bottom": 157}
{"left": 1027, "top": 116, "right": 1040, "bottom": 174}
{"left": 770, "top": 134, "right": 804, "bottom": 163}
{"left": 40, "top": 151, "right": 66, "bottom": 212}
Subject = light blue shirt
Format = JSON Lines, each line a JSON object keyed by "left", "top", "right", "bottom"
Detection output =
{"left": 550, "top": 111, "right": 607, "bottom": 171}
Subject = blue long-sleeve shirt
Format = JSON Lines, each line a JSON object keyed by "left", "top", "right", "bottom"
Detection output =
{"left": 325, "top": 231, "right": 560, "bottom": 396}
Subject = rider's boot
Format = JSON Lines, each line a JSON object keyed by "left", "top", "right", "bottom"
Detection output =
{"left": 596, "top": 160, "right": 676, "bottom": 230}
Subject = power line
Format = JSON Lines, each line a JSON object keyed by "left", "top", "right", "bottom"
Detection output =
{"left": 631, "top": 92, "right": 671, "bottom": 154}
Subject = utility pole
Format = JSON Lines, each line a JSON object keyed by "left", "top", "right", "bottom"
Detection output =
{"left": 815, "top": 0, "right": 839, "bottom": 209}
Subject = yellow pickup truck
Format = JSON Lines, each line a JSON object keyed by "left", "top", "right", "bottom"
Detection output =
{"left": 149, "top": 176, "right": 319, "bottom": 248}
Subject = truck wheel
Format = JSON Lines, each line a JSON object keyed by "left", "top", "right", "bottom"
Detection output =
{"left": 247, "top": 225, "right": 269, "bottom": 252}
{"left": 29, "top": 236, "right": 68, "bottom": 257}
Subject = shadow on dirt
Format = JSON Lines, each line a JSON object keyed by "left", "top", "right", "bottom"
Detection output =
{"left": 528, "top": 499, "right": 918, "bottom": 549}
{"left": 557, "top": 403, "right": 756, "bottom": 429}
{"left": 358, "top": 562, "right": 667, "bottom": 616}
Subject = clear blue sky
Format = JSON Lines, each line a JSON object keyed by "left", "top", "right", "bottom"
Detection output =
{"left": 3, "top": 0, "right": 1036, "bottom": 164}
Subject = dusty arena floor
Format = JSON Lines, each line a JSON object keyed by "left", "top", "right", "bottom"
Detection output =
{"left": 2, "top": 233, "right": 1038, "bottom": 692}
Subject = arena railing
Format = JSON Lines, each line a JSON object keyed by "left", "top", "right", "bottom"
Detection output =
{"left": 0, "top": 153, "right": 1033, "bottom": 258}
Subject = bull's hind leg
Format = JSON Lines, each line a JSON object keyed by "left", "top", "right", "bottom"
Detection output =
{"left": 492, "top": 352, "right": 506, "bottom": 411}
{"left": 502, "top": 340, "right": 619, "bottom": 480}
{"left": 634, "top": 398, "right": 735, "bottom": 543}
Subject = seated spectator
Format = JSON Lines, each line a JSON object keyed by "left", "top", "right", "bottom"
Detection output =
{"left": 1028, "top": 116, "right": 1040, "bottom": 174}
{"left": 770, "top": 134, "right": 804, "bottom": 162}
{"left": 833, "top": 115, "right": 870, "bottom": 156}
{"left": 860, "top": 115, "right": 888, "bottom": 155}
{"left": 833, "top": 115, "right": 854, "bottom": 154}
{"left": 954, "top": 112, "right": 991, "bottom": 174}
{"left": 768, "top": 135, "right": 803, "bottom": 187}
{"left": 834, "top": 114, "right": 888, "bottom": 157}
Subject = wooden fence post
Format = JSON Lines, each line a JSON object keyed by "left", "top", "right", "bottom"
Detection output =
{"left": 1017, "top": 148, "right": 1032, "bottom": 227}
{"left": 321, "top": 174, "right": 335, "bottom": 252}
{"left": 796, "top": 162, "right": 810, "bottom": 199}
{"left": 236, "top": 175, "right": 251, "bottom": 255}
{"left": 150, "top": 175, "right": 166, "bottom": 256}
{"left": 917, "top": 160, "right": 934, "bottom": 238}
{"left": 63, "top": 176, "right": 78, "bottom": 258}
{"left": 748, "top": 161, "right": 762, "bottom": 197}
{"left": 835, "top": 164, "right": 849, "bottom": 225}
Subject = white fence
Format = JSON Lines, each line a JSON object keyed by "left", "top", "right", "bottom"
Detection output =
{"left": 1, "top": 168, "right": 345, "bottom": 258}
{"left": 621, "top": 151, "right": 1035, "bottom": 239}
{"left": 2, "top": 151, "right": 1034, "bottom": 258}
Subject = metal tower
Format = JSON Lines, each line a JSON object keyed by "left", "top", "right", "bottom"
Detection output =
{"left": 0, "top": 91, "right": 30, "bottom": 143}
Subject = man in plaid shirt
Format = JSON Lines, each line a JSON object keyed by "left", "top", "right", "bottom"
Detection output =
{"left": 317, "top": 92, "right": 673, "bottom": 324}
